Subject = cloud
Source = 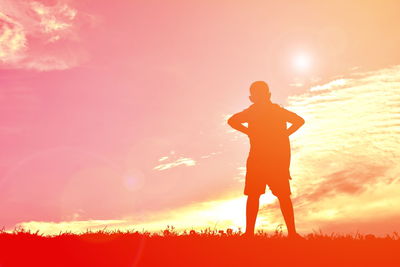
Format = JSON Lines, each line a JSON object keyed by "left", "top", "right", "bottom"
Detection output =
{"left": 158, "top": 156, "right": 169, "bottom": 162}
{"left": 0, "top": 0, "right": 91, "bottom": 71}
{"left": 13, "top": 196, "right": 251, "bottom": 235}
{"left": 0, "top": 11, "right": 26, "bottom": 63}
{"left": 288, "top": 65, "right": 400, "bottom": 197}
{"left": 30, "top": 1, "right": 77, "bottom": 33}
{"left": 15, "top": 219, "right": 128, "bottom": 235}
{"left": 154, "top": 157, "right": 196, "bottom": 171}
{"left": 309, "top": 78, "right": 347, "bottom": 92}
{"left": 289, "top": 82, "right": 304, "bottom": 87}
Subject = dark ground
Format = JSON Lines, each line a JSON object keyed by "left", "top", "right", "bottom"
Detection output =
{"left": 0, "top": 228, "right": 399, "bottom": 267}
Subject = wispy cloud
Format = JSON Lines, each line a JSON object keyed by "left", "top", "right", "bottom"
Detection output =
{"left": 154, "top": 157, "right": 196, "bottom": 171}
{"left": 0, "top": 0, "right": 92, "bottom": 71}
{"left": 0, "top": 11, "right": 26, "bottom": 63}
{"left": 30, "top": 1, "right": 77, "bottom": 33}
{"left": 309, "top": 78, "right": 347, "bottom": 92}
{"left": 289, "top": 82, "right": 304, "bottom": 87}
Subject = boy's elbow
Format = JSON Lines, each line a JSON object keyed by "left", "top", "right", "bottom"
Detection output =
{"left": 293, "top": 117, "right": 305, "bottom": 128}
{"left": 227, "top": 117, "right": 235, "bottom": 127}
{"left": 228, "top": 116, "right": 240, "bottom": 128}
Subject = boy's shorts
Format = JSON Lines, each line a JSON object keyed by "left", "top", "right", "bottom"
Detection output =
{"left": 244, "top": 176, "right": 291, "bottom": 197}
{"left": 244, "top": 153, "right": 292, "bottom": 197}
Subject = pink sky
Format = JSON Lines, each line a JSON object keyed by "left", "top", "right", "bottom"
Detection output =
{"left": 1, "top": 0, "right": 400, "bottom": 235}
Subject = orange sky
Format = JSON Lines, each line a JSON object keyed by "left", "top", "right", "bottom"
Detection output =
{"left": 1, "top": 0, "right": 400, "bottom": 235}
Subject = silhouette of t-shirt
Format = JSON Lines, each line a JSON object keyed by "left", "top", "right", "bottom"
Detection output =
{"left": 237, "top": 102, "right": 295, "bottom": 183}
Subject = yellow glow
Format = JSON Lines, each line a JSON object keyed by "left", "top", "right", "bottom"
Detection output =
{"left": 13, "top": 193, "right": 280, "bottom": 235}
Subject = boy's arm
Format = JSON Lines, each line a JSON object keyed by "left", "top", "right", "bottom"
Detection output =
{"left": 281, "top": 107, "right": 305, "bottom": 136}
{"left": 227, "top": 110, "right": 250, "bottom": 136}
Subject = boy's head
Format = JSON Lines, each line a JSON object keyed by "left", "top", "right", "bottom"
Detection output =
{"left": 249, "top": 81, "right": 271, "bottom": 104}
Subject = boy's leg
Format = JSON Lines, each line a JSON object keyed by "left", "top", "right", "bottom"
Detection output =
{"left": 277, "top": 195, "right": 296, "bottom": 235}
{"left": 245, "top": 194, "right": 261, "bottom": 235}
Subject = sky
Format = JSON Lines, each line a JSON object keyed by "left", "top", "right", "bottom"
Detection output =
{"left": 1, "top": 0, "right": 400, "bottom": 235}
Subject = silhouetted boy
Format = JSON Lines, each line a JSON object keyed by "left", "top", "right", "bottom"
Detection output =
{"left": 228, "top": 81, "right": 304, "bottom": 238}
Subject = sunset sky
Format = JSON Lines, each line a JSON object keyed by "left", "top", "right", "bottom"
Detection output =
{"left": 1, "top": 0, "right": 400, "bottom": 236}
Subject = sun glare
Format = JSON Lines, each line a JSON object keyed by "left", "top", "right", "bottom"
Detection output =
{"left": 293, "top": 53, "right": 311, "bottom": 71}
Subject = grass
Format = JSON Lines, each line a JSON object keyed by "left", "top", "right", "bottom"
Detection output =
{"left": 0, "top": 226, "right": 399, "bottom": 266}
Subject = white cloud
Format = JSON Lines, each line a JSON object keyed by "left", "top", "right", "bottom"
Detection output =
{"left": 30, "top": 1, "right": 76, "bottom": 34}
{"left": 154, "top": 157, "right": 196, "bottom": 171}
{"left": 158, "top": 156, "right": 169, "bottom": 162}
{"left": 309, "top": 78, "right": 347, "bottom": 92}
{"left": 0, "top": 0, "right": 91, "bottom": 71}
{"left": 289, "top": 66, "right": 400, "bottom": 196}
{"left": 289, "top": 82, "right": 304, "bottom": 87}
{"left": 0, "top": 11, "right": 26, "bottom": 63}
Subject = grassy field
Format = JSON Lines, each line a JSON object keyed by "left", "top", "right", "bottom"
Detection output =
{"left": 0, "top": 227, "right": 399, "bottom": 266}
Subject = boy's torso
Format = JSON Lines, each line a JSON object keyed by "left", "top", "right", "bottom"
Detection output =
{"left": 246, "top": 103, "right": 290, "bottom": 155}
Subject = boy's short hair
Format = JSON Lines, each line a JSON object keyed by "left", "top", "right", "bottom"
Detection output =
{"left": 250, "top": 81, "right": 269, "bottom": 95}
{"left": 250, "top": 81, "right": 270, "bottom": 95}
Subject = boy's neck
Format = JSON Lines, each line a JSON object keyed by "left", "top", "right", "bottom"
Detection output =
{"left": 253, "top": 99, "right": 272, "bottom": 105}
